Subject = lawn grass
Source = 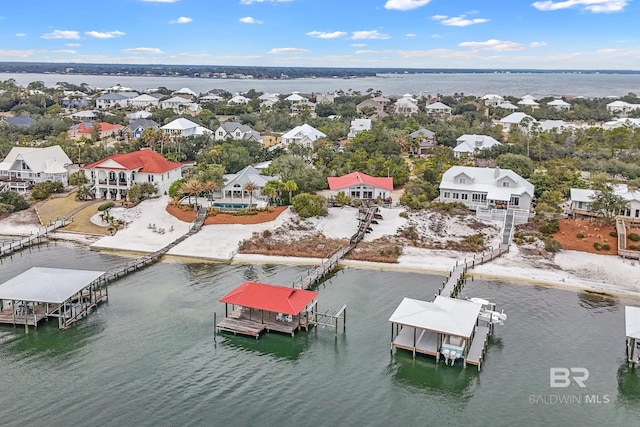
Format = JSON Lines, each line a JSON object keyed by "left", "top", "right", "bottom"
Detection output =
{"left": 38, "top": 193, "right": 108, "bottom": 235}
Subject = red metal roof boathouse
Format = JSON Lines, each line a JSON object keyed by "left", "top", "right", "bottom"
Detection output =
{"left": 217, "top": 281, "right": 319, "bottom": 338}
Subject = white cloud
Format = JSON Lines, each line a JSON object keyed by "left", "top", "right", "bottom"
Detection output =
{"left": 239, "top": 16, "right": 262, "bottom": 24}
{"left": 0, "top": 49, "right": 34, "bottom": 58}
{"left": 406, "top": 33, "right": 417, "bottom": 37}
{"left": 433, "top": 15, "right": 489, "bottom": 26}
{"left": 384, "top": 0, "right": 431, "bottom": 11}
{"left": 170, "top": 17, "right": 193, "bottom": 24}
{"left": 355, "top": 50, "right": 380, "bottom": 55}
{"left": 530, "top": 41, "right": 547, "bottom": 47}
{"left": 532, "top": 0, "right": 628, "bottom": 12}
{"left": 459, "top": 39, "right": 525, "bottom": 52}
{"left": 85, "top": 30, "right": 125, "bottom": 39}
{"left": 351, "top": 43, "right": 367, "bottom": 47}
{"left": 351, "top": 30, "right": 390, "bottom": 40}
{"left": 41, "top": 30, "right": 80, "bottom": 40}
{"left": 123, "top": 47, "right": 164, "bottom": 54}
{"left": 268, "top": 47, "right": 309, "bottom": 54}
{"left": 306, "top": 30, "right": 348, "bottom": 39}
{"left": 66, "top": 43, "right": 81, "bottom": 47}
{"left": 53, "top": 49, "right": 76, "bottom": 54}
{"left": 15, "top": 33, "right": 26, "bottom": 37}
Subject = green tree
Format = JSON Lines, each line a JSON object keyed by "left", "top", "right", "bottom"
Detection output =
{"left": 243, "top": 181, "right": 259, "bottom": 209}
{"left": 291, "top": 193, "right": 328, "bottom": 219}
{"left": 0, "top": 191, "right": 29, "bottom": 212}
{"left": 283, "top": 180, "right": 298, "bottom": 204}
{"left": 588, "top": 184, "right": 628, "bottom": 223}
{"left": 69, "top": 171, "right": 88, "bottom": 186}
{"left": 496, "top": 153, "right": 535, "bottom": 178}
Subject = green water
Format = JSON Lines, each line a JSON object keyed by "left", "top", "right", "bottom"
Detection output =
{"left": 1, "top": 244, "right": 639, "bottom": 426}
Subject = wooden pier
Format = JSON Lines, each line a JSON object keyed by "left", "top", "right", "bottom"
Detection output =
{"left": 0, "top": 218, "right": 69, "bottom": 258}
{"left": 293, "top": 205, "right": 380, "bottom": 290}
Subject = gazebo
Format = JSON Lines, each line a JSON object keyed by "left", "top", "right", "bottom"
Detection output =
{"left": 216, "top": 281, "right": 318, "bottom": 338}
{"left": 0, "top": 267, "right": 107, "bottom": 330}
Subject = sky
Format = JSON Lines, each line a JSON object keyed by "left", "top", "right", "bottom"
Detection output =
{"left": 0, "top": 0, "right": 639, "bottom": 70}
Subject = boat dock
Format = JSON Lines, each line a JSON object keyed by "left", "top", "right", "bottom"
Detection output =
{"left": 625, "top": 305, "right": 640, "bottom": 366}
{"left": 0, "top": 218, "right": 69, "bottom": 258}
{"left": 293, "top": 205, "right": 380, "bottom": 290}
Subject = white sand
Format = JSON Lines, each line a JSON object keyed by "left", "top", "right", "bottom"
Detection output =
{"left": 2, "top": 196, "right": 639, "bottom": 297}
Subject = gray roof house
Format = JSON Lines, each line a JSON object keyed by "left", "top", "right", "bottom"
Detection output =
{"left": 122, "top": 119, "right": 160, "bottom": 140}
{"left": 218, "top": 165, "right": 272, "bottom": 207}
{"left": 214, "top": 122, "right": 262, "bottom": 142}
{"left": 439, "top": 166, "right": 535, "bottom": 214}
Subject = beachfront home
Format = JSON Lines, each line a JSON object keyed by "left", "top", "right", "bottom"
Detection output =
{"left": 83, "top": 148, "right": 182, "bottom": 200}
{"left": 327, "top": 171, "right": 393, "bottom": 202}
{"left": 569, "top": 185, "right": 640, "bottom": 219}
{"left": 160, "top": 118, "right": 212, "bottom": 141}
{"left": 214, "top": 121, "right": 262, "bottom": 142}
{"left": 481, "top": 94, "right": 504, "bottom": 107}
{"left": 348, "top": 118, "right": 372, "bottom": 139}
{"left": 453, "top": 134, "right": 501, "bottom": 158}
{"left": 439, "top": 166, "right": 535, "bottom": 213}
{"left": 68, "top": 122, "right": 124, "bottom": 141}
{"left": 280, "top": 124, "right": 326, "bottom": 149}
{"left": 217, "top": 165, "right": 271, "bottom": 207}
{"left": 0, "top": 145, "right": 72, "bottom": 192}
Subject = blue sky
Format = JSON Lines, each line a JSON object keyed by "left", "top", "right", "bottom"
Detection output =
{"left": 0, "top": 0, "right": 638, "bottom": 69}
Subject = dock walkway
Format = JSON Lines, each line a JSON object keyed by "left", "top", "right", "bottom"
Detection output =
{"left": 0, "top": 219, "right": 69, "bottom": 258}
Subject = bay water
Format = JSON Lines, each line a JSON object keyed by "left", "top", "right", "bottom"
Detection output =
{"left": 0, "top": 243, "right": 639, "bottom": 426}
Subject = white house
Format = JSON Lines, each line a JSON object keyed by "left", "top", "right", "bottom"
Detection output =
{"left": 327, "top": 171, "right": 393, "bottom": 201}
{"left": 570, "top": 185, "right": 640, "bottom": 219}
{"left": 160, "top": 118, "right": 212, "bottom": 140}
{"left": 128, "top": 94, "right": 160, "bottom": 109}
{"left": 426, "top": 101, "right": 452, "bottom": 117}
{"left": 481, "top": 94, "right": 504, "bottom": 107}
{"left": 547, "top": 99, "right": 571, "bottom": 111}
{"left": 95, "top": 92, "right": 138, "bottom": 109}
{"left": 499, "top": 112, "right": 535, "bottom": 132}
{"left": 280, "top": 124, "right": 326, "bottom": 149}
{"left": 200, "top": 94, "right": 224, "bottom": 103}
{"left": 172, "top": 87, "right": 198, "bottom": 99}
{"left": 228, "top": 95, "right": 251, "bottom": 105}
{"left": 160, "top": 96, "right": 199, "bottom": 113}
{"left": 607, "top": 101, "right": 640, "bottom": 116}
{"left": 0, "top": 146, "right": 72, "bottom": 192}
{"left": 453, "top": 134, "right": 502, "bottom": 158}
{"left": 218, "top": 165, "right": 271, "bottom": 206}
{"left": 439, "top": 166, "right": 535, "bottom": 212}
{"left": 496, "top": 101, "right": 519, "bottom": 111}
{"left": 214, "top": 121, "right": 262, "bottom": 142}
{"left": 348, "top": 118, "right": 372, "bottom": 139}
{"left": 394, "top": 97, "right": 419, "bottom": 116}
{"left": 517, "top": 98, "right": 540, "bottom": 110}
{"left": 83, "top": 149, "right": 182, "bottom": 200}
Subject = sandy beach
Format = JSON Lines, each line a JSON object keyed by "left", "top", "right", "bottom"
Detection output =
{"left": 1, "top": 195, "right": 639, "bottom": 299}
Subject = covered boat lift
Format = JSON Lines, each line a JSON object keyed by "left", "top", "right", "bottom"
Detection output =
{"left": 625, "top": 305, "right": 640, "bottom": 366}
{"left": 389, "top": 296, "right": 491, "bottom": 368}
{"left": 0, "top": 267, "right": 107, "bottom": 330}
{"left": 216, "top": 281, "right": 319, "bottom": 338}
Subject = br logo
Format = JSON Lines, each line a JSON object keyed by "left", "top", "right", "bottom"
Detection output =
{"left": 550, "top": 367, "right": 589, "bottom": 388}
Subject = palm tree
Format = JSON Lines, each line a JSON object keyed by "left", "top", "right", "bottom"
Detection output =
{"left": 283, "top": 180, "right": 298, "bottom": 204}
{"left": 202, "top": 180, "right": 218, "bottom": 202}
{"left": 243, "top": 181, "right": 259, "bottom": 210}
{"left": 179, "top": 179, "right": 201, "bottom": 206}
{"left": 262, "top": 180, "right": 279, "bottom": 206}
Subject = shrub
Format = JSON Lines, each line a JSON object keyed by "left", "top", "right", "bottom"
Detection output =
{"left": 399, "top": 211, "right": 408, "bottom": 218}
{"left": 31, "top": 181, "right": 64, "bottom": 200}
{"left": 630, "top": 244, "right": 638, "bottom": 250}
{"left": 465, "top": 234, "right": 485, "bottom": 246}
{"left": 68, "top": 171, "right": 88, "bottom": 186}
{"left": 602, "top": 244, "right": 611, "bottom": 251}
{"left": 292, "top": 193, "right": 328, "bottom": 219}
{"left": 544, "top": 237, "right": 562, "bottom": 252}
{"left": 576, "top": 232, "right": 584, "bottom": 238}
{"left": 593, "top": 242, "right": 603, "bottom": 251}
{"left": 98, "top": 202, "right": 114, "bottom": 211}
{"left": 609, "top": 230, "right": 618, "bottom": 238}
{"left": 628, "top": 233, "right": 640, "bottom": 242}
{"left": 0, "top": 191, "right": 29, "bottom": 212}
{"left": 539, "top": 218, "right": 560, "bottom": 235}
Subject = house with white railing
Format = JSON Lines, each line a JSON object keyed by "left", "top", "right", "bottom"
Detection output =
{"left": 439, "top": 166, "right": 535, "bottom": 217}
{"left": 0, "top": 146, "right": 72, "bottom": 192}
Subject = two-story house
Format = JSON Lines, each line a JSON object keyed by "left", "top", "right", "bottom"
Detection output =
{"left": 214, "top": 122, "right": 262, "bottom": 142}
{"left": 439, "top": 166, "right": 535, "bottom": 213}
{"left": 83, "top": 149, "right": 182, "bottom": 200}
{"left": 160, "top": 118, "right": 212, "bottom": 141}
{"left": 122, "top": 119, "right": 160, "bottom": 141}
{"left": 95, "top": 92, "right": 138, "bottom": 109}
{"left": 0, "top": 146, "right": 72, "bottom": 192}
{"left": 453, "top": 134, "right": 502, "bottom": 158}
{"left": 570, "top": 185, "right": 640, "bottom": 219}
{"left": 279, "top": 124, "right": 326, "bottom": 149}
{"left": 356, "top": 96, "right": 390, "bottom": 116}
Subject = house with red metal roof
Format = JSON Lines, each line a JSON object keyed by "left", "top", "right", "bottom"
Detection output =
{"left": 68, "top": 121, "right": 124, "bottom": 141}
{"left": 217, "top": 281, "right": 319, "bottom": 338}
{"left": 83, "top": 148, "right": 182, "bottom": 200}
{"left": 327, "top": 171, "right": 393, "bottom": 202}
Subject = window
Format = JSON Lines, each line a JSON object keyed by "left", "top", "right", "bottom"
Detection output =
{"left": 443, "top": 192, "right": 451, "bottom": 199}
{"left": 461, "top": 193, "right": 468, "bottom": 200}
{"left": 148, "top": 175, "right": 154, "bottom": 182}
{"left": 635, "top": 210, "right": 639, "bottom": 218}
{"left": 510, "top": 196, "right": 520, "bottom": 206}
{"left": 459, "top": 178, "right": 466, "bottom": 184}
{"left": 502, "top": 181, "right": 510, "bottom": 188}
{"left": 472, "top": 193, "right": 487, "bottom": 202}
{"left": 452, "top": 193, "right": 459, "bottom": 199}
